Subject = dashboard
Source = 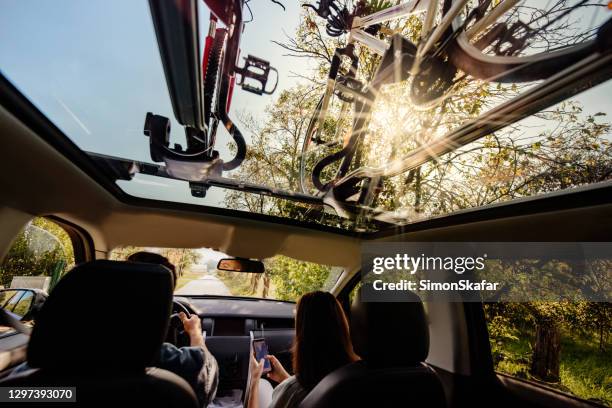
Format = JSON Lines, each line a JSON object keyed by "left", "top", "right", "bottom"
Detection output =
{"left": 176, "top": 296, "right": 295, "bottom": 336}
{"left": 174, "top": 296, "right": 296, "bottom": 400}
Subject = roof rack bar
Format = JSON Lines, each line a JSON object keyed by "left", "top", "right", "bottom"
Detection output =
{"left": 148, "top": 0, "right": 205, "bottom": 132}
{"left": 87, "top": 152, "right": 325, "bottom": 207}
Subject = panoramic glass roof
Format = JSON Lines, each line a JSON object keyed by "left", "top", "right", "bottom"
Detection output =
{"left": 1, "top": 0, "right": 610, "bottom": 233}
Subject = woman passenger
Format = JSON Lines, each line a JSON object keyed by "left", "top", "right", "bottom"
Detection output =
{"left": 247, "top": 291, "right": 360, "bottom": 408}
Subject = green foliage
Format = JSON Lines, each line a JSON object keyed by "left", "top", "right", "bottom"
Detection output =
{"left": 485, "top": 303, "right": 612, "bottom": 405}
{"left": 161, "top": 249, "right": 200, "bottom": 277}
{"left": 558, "top": 335, "right": 612, "bottom": 405}
{"left": 108, "top": 246, "right": 144, "bottom": 262}
{"left": 267, "top": 256, "right": 333, "bottom": 301}
{"left": 0, "top": 218, "right": 74, "bottom": 289}
{"left": 109, "top": 247, "right": 200, "bottom": 278}
{"left": 215, "top": 256, "right": 334, "bottom": 302}
{"left": 215, "top": 270, "right": 258, "bottom": 297}
{"left": 31, "top": 218, "right": 74, "bottom": 263}
{"left": 568, "top": 302, "right": 612, "bottom": 352}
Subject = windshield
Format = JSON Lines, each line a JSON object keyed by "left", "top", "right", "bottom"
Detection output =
{"left": 110, "top": 247, "right": 343, "bottom": 302}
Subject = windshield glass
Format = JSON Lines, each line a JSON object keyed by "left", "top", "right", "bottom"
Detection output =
{"left": 110, "top": 247, "right": 343, "bottom": 302}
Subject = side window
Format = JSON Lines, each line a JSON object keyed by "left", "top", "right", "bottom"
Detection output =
{"left": 338, "top": 281, "right": 361, "bottom": 319}
{"left": 348, "top": 281, "right": 361, "bottom": 305}
{"left": 0, "top": 217, "right": 75, "bottom": 335}
{"left": 484, "top": 303, "right": 611, "bottom": 406}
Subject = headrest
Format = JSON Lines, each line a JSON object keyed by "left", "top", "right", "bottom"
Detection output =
{"left": 350, "top": 290, "right": 429, "bottom": 368}
{"left": 28, "top": 260, "right": 173, "bottom": 372}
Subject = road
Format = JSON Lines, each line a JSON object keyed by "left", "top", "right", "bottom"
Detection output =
{"left": 174, "top": 274, "right": 232, "bottom": 296}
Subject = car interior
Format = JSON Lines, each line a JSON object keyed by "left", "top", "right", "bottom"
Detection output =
{"left": 0, "top": 0, "right": 610, "bottom": 407}
{"left": 0, "top": 89, "right": 608, "bottom": 405}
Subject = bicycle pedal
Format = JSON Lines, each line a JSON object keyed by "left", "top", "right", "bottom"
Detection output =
{"left": 235, "top": 55, "right": 279, "bottom": 95}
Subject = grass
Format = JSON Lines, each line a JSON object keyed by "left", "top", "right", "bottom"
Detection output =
{"left": 491, "top": 329, "right": 612, "bottom": 406}
{"left": 558, "top": 335, "right": 612, "bottom": 405}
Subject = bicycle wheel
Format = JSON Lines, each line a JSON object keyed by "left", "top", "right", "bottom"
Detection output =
{"left": 203, "top": 28, "right": 227, "bottom": 126}
{"left": 299, "top": 95, "right": 323, "bottom": 193}
{"left": 442, "top": 0, "right": 609, "bottom": 82}
{"left": 299, "top": 93, "right": 353, "bottom": 193}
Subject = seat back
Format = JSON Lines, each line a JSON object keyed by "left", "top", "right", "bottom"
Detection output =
{"left": 0, "top": 260, "right": 198, "bottom": 407}
{"left": 299, "top": 291, "right": 446, "bottom": 408}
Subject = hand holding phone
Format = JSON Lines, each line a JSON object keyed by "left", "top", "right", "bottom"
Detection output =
{"left": 265, "top": 354, "right": 290, "bottom": 383}
{"left": 252, "top": 338, "right": 271, "bottom": 373}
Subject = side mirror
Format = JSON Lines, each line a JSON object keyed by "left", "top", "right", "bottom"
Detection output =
{"left": 0, "top": 289, "right": 47, "bottom": 321}
{"left": 217, "top": 258, "right": 265, "bottom": 273}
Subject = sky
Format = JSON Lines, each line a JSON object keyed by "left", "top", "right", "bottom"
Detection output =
{"left": 0, "top": 0, "right": 311, "bottom": 207}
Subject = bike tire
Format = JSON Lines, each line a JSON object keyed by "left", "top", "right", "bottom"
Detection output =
{"left": 442, "top": 0, "right": 601, "bottom": 82}
{"left": 299, "top": 94, "right": 324, "bottom": 193}
{"left": 203, "top": 29, "right": 227, "bottom": 127}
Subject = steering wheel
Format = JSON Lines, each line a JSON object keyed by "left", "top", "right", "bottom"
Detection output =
{"left": 167, "top": 300, "right": 191, "bottom": 348}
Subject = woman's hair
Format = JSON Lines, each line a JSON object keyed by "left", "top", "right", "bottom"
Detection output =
{"left": 293, "top": 291, "right": 359, "bottom": 390}
{"left": 127, "top": 251, "right": 177, "bottom": 288}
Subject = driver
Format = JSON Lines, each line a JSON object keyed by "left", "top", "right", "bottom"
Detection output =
{"left": 127, "top": 252, "right": 219, "bottom": 407}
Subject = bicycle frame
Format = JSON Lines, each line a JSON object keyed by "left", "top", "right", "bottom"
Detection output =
{"left": 315, "top": 0, "right": 472, "bottom": 130}
{"left": 350, "top": 0, "right": 519, "bottom": 61}
{"left": 147, "top": 0, "right": 248, "bottom": 199}
{"left": 209, "top": 0, "right": 246, "bottom": 170}
{"left": 308, "top": 0, "right": 491, "bottom": 194}
{"left": 205, "top": 0, "right": 241, "bottom": 26}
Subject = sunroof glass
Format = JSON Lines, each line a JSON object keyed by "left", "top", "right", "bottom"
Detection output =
{"left": 1, "top": 0, "right": 610, "bottom": 233}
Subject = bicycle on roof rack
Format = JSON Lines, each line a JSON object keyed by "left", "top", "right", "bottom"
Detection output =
{"left": 299, "top": 0, "right": 612, "bottom": 213}
{"left": 144, "top": 0, "right": 281, "bottom": 198}
{"left": 93, "top": 0, "right": 611, "bottom": 224}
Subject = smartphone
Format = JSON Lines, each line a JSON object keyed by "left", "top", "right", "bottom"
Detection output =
{"left": 252, "top": 338, "right": 271, "bottom": 373}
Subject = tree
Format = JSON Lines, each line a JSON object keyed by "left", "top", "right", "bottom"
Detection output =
{"left": 214, "top": 255, "right": 333, "bottom": 302}
{"left": 108, "top": 246, "right": 144, "bottom": 262}
{"left": 266, "top": 256, "right": 333, "bottom": 302}
{"left": 0, "top": 218, "right": 74, "bottom": 290}
{"left": 569, "top": 301, "right": 612, "bottom": 353}
{"left": 109, "top": 247, "right": 200, "bottom": 277}
{"left": 160, "top": 248, "right": 200, "bottom": 277}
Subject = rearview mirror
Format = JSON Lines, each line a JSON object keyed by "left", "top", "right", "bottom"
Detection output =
{"left": 217, "top": 258, "right": 265, "bottom": 273}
